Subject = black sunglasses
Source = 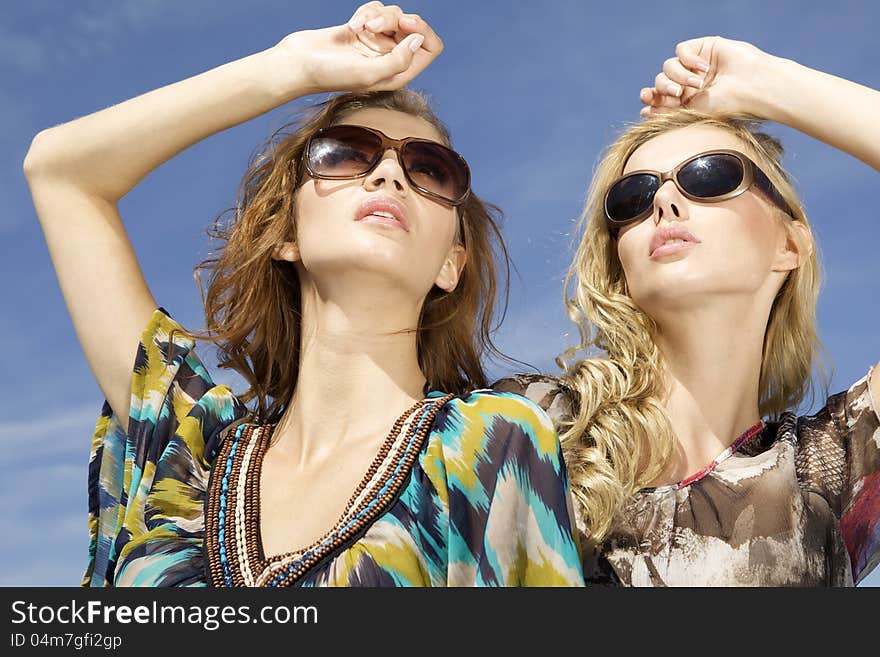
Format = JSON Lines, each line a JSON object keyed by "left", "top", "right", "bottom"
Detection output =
{"left": 604, "top": 149, "right": 793, "bottom": 237}
{"left": 304, "top": 124, "right": 471, "bottom": 206}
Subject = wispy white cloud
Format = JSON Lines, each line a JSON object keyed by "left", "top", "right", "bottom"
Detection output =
{"left": 0, "top": 0, "right": 279, "bottom": 75}
{"left": 0, "top": 0, "right": 163, "bottom": 69}
{"left": 0, "top": 406, "right": 98, "bottom": 467}
{"left": 0, "top": 558, "right": 85, "bottom": 587}
{"left": 0, "top": 462, "right": 87, "bottom": 586}
{"left": 0, "top": 87, "right": 36, "bottom": 143}
{"left": 0, "top": 24, "right": 50, "bottom": 74}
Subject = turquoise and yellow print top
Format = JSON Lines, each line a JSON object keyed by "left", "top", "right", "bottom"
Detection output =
{"left": 83, "top": 307, "right": 584, "bottom": 587}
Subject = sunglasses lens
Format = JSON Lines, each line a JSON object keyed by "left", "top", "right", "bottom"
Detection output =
{"left": 307, "top": 126, "right": 381, "bottom": 177}
{"left": 605, "top": 173, "right": 659, "bottom": 223}
{"left": 402, "top": 141, "right": 470, "bottom": 203}
{"left": 678, "top": 153, "right": 744, "bottom": 198}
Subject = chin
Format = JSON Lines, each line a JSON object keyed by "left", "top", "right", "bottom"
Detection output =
{"left": 637, "top": 274, "right": 755, "bottom": 307}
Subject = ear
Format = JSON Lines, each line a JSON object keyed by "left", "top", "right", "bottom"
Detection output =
{"left": 271, "top": 241, "right": 301, "bottom": 263}
{"left": 434, "top": 244, "right": 467, "bottom": 293}
{"left": 771, "top": 220, "right": 813, "bottom": 273}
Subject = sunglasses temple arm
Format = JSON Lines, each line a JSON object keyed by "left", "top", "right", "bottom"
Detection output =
{"left": 753, "top": 167, "right": 793, "bottom": 216}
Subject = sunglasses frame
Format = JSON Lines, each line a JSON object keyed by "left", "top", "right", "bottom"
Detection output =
{"left": 604, "top": 148, "right": 792, "bottom": 237}
{"left": 303, "top": 124, "right": 471, "bottom": 207}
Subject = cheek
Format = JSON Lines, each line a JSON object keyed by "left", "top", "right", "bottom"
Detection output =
{"left": 423, "top": 206, "right": 459, "bottom": 250}
{"left": 293, "top": 182, "right": 348, "bottom": 238}
{"left": 738, "top": 211, "right": 774, "bottom": 244}
{"left": 716, "top": 203, "right": 780, "bottom": 265}
{"left": 291, "top": 186, "right": 316, "bottom": 244}
{"left": 292, "top": 184, "right": 310, "bottom": 216}
{"left": 615, "top": 222, "right": 651, "bottom": 274}
{"left": 289, "top": 187, "right": 346, "bottom": 266}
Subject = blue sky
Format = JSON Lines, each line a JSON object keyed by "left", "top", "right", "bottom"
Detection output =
{"left": 2, "top": 0, "right": 878, "bottom": 586}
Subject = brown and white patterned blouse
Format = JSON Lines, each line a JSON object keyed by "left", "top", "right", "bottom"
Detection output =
{"left": 492, "top": 367, "right": 880, "bottom": 586}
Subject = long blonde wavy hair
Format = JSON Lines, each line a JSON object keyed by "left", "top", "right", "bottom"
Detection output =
{"left": 169, "top": 89, "right": 511, "bottom": 424}
{"left": 558, "top": 109, "right": 829, "bottom": 543}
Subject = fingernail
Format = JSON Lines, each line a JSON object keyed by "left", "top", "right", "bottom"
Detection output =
{"left": 695, "top": 60, "right": 710, "bottom": 73}
{"left": 408, "top": 34, "right": 424, "bottom": 52}
{"left": 400, "top": 16, "right": 417, "bottom": 26}
{"left": 347, "top": 17, "right": 363, "bottom": 31}
{"left": 687, "top": 76, "right": 703, "bottom": 89}
{"left": 366, "top": 17, "right": 384, "bottom": 30}
{"left": 666, "top": 82, "right": 682, "bottom": 96}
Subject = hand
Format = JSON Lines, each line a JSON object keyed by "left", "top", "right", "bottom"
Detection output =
{"left": 638, "top": 36, "right": 771, "bottom": 118}
{"left": 273, "top": 2, "right": 443, "bottom": 95}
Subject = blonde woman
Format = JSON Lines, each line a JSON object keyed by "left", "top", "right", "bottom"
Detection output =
{"left": 495, "top": 36, "right": 880, "bottom": 585}
{"left": 24, "top": 3, "right": 583, "bottom": 587}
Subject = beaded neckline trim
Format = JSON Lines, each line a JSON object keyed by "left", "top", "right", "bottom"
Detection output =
{"left": 639, "top": 420, "right": 767, "bottom": 493}
{"left": 205, "top": 394, "right": 453, "bottom": 587}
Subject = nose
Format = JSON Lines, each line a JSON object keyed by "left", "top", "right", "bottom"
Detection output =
{"left": 652, "top": 179, "right": 688, "bottom": 225}
{"left": 364, "top": 148, "right": 408, "bottom": 196}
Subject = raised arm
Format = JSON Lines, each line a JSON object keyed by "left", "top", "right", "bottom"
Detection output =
{"left": 639, "top": 36, "right": 880, "bottom": 172}
{"left": 638, "top": 35, "right": 880, "bottom": 416}
{"left": 22, "top": 2, "right": 440, "bottom": 432}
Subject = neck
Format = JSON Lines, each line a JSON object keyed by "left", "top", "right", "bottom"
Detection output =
{"left": 650, "top": 295, "right": 767, "bottom": 485}
{"left": 272, "top": 275, "right": 428, "bottom": 466}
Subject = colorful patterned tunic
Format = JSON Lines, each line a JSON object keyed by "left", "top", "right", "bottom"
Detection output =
{"left": 83, "top": 307, "right": 584, "bottom": 587}
{"left": 492, "top": 370, "right": 880, "bottom": 586}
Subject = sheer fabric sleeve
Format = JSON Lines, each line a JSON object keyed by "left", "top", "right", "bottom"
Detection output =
{"left": 491, "top": 374, "right": 576, "bottom": 428}
{"left": 422, "top": 390, "right": 584, "bottom": 586}
{"left": 797, "top": 366, "right": 880, "bottom": 584}
{"left": 83, "top": 307, "right": 248, "bottom": 587}
{"left": 837, "top": 367, "right": 880, "bottom": 583}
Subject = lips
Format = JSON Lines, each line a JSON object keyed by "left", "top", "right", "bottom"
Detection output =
{"left": 355, "top": 196, "right": 409, "bottom": 232}
{"left": 649, "top": 225, "right": 701, "bottom": 258}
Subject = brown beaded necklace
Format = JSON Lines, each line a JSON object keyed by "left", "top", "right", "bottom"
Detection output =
{"left": 205, "top": 392, "right": 454, "bottom": 587}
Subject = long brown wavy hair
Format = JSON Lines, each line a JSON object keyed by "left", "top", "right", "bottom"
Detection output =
{"left": 558, "top": 109, "right": 830, "bottom": 544}
{"left": 170, "top": 89, "right": 511, "bottom": 424}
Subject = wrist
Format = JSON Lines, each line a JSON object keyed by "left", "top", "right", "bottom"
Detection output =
{"left": 741, "top": 52, "right": 799, "bottom": 124}
{"left": 259, "top": 40, "right": 316, "bottom": 104}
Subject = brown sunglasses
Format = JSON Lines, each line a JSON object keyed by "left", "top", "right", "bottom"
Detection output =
{"left": 303, "top": 124, "right": 471, "bottom": 206}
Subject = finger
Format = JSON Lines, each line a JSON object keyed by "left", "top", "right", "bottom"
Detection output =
{"left": 357, "top": 6, "right": 413, "bottom": 54}
{"left": 398, "top": 13, "right": 443, "bottom": 54}
{"left": 662, "top": 57, "right": 703, "bottom": 91}
{"left": 351, "top": 5, "right": 401, "bottom": 53}
{"left": 364, "top": 12, "right": 393, "bottom": 34}
{"left": 362, "top": 5, "right": 407, "bottom": 37}
{"left": 639, "top": 86, "right": 659, "bottom": 106}
{"left": 359, "top": 5, "right": 443, "bottom": 55}
{"left": 348, "top": 1, "right": 385, "bottom": 32}
{"left": 361, "top": 32, "right": 425, "bottom": 88}
{"left": 653, "top": 93, "right": 685, "bottom": 108}
{"left": 641, "top": 87, "right": 677, "bottom": 108}
{"left": 356, "top": 27, "right": 399, "bottom": 54}
{"left": 675, "top": 38, "right": 712, "bottom": 74}
{"left": 640, "top": 104, "right": 676, "bottom": 119}
{"left": 654, "top": 72, "right": 683, "bottom": 98}
{"left": 641, "top": 86, "right": 683, "bottom": 109}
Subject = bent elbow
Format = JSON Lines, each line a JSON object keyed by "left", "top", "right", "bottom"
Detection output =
{"left": 23, "top": 129, "right": 59, "bottom": 181}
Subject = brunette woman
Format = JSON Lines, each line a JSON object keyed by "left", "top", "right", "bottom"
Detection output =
{"left": 25, "top": 3, "right": 583, "bottom": 587}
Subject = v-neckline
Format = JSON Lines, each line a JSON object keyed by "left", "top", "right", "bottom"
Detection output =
{"left": 254, "top": 402, "right": 421, "bottom": 564}
{"left": 205, "top": 393, "right": 453, "bottom": 587}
